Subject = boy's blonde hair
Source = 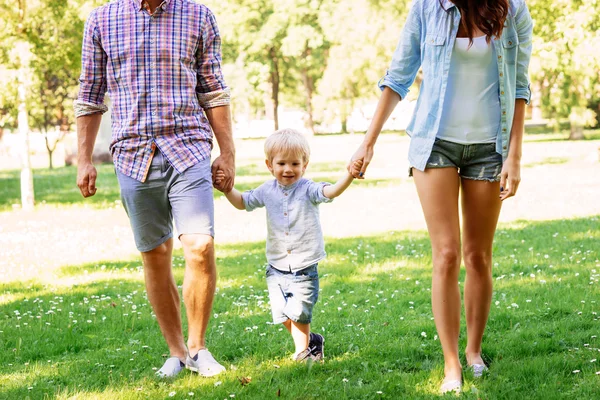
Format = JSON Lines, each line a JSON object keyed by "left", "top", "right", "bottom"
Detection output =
{"left": 264, "top": 128, "right": 310, "bottom": 163}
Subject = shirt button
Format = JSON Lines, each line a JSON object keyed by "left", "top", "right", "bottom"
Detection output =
{"left": 499, "top": 72, "right": 503, "bottom": 77}
{"left": 284, "top": 193, "right": 288, "bottom": 196}
{"left": 287, "top": 250, "right": 291, "bottom": 254}
{"left": 284, "top": 212, "right": 287, "bottom": 216}
{"left": 498, "top": 55, "right": 502, "bottom": 59}
{"left": 152, "top": 111, "right": 157, "bottom": 116}
{"left": 502, "top": 128, "right": 507, "bottom": 132}
{"left": 501, "top": 91, "right": 505, "bottom": 95}
{"left": 502, "top": 111, "right": 506, "bottom": 115}
{"left": 285, "top": 232, "right": 289, "bottom": 236}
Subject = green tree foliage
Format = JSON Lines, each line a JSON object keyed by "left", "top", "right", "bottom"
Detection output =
{"left": 528, "top": 0, "right": 600, "bottom": 138}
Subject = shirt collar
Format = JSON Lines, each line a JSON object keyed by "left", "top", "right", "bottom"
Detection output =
{"left": 134, "top": 0, "right": 171, "bottom": 12}
{"left": 278, "top": 179, "right": 301, "bottom": 191}
{"left": 441, "top": 0, "right": 456, "bottom": 10}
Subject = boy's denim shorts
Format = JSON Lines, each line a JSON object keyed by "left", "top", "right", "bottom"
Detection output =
{"left": 410, "top": 138, "right": 503, "bottom": 182}
{"left": 116, "top": 151, "right": 215, "bottom": 252}
{"left": 266, "top": 264, "right": 319, "bottom": 324}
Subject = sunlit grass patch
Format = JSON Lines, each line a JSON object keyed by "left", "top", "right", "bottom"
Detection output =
{"left": 1, "top": 216, "right": 598, "bottom": 398}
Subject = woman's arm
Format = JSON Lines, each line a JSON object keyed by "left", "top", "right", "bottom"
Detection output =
{"left": 348, "top": 88, "right": 401, "bottom": 178}
{"left": 500, "top": 99, "right": 526, "bottom": 200}
{"left": 348, "top": 0, "right": 422, "bottom": 178}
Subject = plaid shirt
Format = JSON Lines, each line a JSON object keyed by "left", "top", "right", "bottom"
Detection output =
{"left": 76, "top": 0, "right": 229, "bottom": 181}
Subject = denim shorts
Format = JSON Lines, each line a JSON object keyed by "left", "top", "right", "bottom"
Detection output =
{"left": 116, "top": 151, "right": 215, "bottom": 252}
{"left": 410, "top": 138, "right": 503, "bottom": 182}
{"left": 266, "top": 264, "right": 319, "bottom": 324}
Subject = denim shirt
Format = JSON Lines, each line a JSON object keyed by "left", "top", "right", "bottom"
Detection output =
{"left": 379, "top": 0, "right": 533, "bottom": 171}
{"left": 242, "top": 178, "right": 332, "bottom": 272}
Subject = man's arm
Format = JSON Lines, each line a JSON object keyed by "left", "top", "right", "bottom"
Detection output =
{"left": 205, "top": 105, "right": 235, "bottom": 193}
{"left": 76, "top": 113, "right": 102, "bottom": 197}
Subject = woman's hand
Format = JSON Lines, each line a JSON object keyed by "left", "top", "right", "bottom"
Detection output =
{"left": 499, "top": 156, "right": 521, "bottom": 200}
{"left": 347, "top": 143, "right": 374, "bottom": 179}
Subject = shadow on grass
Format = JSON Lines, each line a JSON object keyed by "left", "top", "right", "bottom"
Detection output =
{"left": 0, "top": 216, "right": 598, "bottom": 399}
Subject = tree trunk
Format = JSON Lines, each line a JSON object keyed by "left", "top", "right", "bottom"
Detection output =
{"left": 17, "top": 1, "right": 34, "bottom": 210}
{"left": 301, "top": 69, "right": 315, "bottom": 135}
{"left": 269, "top": 47, "right": 280, "bottom": 131}
{"left": 300, "top": 45, "right": 315, "bottom": 135}
{"left": 18, "top": 67, "right": 35, "bottom": 210}
{"left": 569, "top": 124, "right": 585, "bottom": 140}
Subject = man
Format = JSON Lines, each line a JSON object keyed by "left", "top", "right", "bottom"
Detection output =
{"left": 74, "top": 0, "right": 235, "bottom": 378}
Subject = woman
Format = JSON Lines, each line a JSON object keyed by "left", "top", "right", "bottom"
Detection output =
{"left": 348, "top": 0, "right": 533, "bottom": 394}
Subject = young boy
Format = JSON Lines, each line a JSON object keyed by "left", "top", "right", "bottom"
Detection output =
{"left": 215, "top": 128, "right": 361, "bottom": 361}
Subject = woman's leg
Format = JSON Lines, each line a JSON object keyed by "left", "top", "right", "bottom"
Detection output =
{"left": 413, "top": 168, "right": 462, "bottom": 382}
{"left": 460, "top": 178, "right": 502, "bottom": 366}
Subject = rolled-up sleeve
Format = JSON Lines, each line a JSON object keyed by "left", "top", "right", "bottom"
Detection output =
{"left": 514, "top": 0, "right": 533, "bottom": 104}
{"left": 378, "top": 0, "right": 422, "bottom": 100}
{"left": 196, "top": 7, "right": 229, "bottom": 109}
{"left": 308, "top": 182, "right": 334, "bottom": 205}
{"left": 242, "top": 184, "right": 266, "bottom": 211}
{"left": 76, "top": 9, "right": 108, "bottom": 116}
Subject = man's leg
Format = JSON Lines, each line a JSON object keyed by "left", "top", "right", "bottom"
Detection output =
{"left": 179, "top": 234, "right": 216, "bottom": 356}
{"left": 141, "top": 238, "right": 187, "bottom": 363}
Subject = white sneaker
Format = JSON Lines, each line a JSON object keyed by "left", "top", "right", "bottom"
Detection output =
{"left": 156, "top": 356, "right": 185, "bottom": 378}
{"left": 440, "top": 379, "right": 462, "bottom": 395}
{"left": 470, "top": 363, "right": 488, "bottom": 378}
{"left": 186, "top": 349, "right": 226, "bottom": 377}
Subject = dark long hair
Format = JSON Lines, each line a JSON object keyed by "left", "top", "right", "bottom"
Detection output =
{"left": 441, "top": 0, "right": 509, "bottom": 43}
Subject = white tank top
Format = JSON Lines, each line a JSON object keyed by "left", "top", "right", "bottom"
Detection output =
{"left": 437, "top": 36, "right": 500, "bottom": 144}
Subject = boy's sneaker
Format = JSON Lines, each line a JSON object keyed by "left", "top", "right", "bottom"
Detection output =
{"left": 308, "top": 332, "right": 325, "bottom": 362}
{"left": 294, "top": 348, "right": 313, "bottom": 362}
{"left": 186, "top": 349, "right": 226, "bottom": 377}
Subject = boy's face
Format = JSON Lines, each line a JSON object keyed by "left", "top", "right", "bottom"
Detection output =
{"left": 266, "top": 153, "right": 308, "bottom": 186}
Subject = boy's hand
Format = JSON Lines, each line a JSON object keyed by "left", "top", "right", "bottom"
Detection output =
{"left": 350, "top": 160, "right": 363, "bottom": 178}
{"left": 213, "top": 169, "right": 227, "bottom": 192}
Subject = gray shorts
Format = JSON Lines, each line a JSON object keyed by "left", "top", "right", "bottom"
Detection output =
{"left": 266, "top": 264, "right": 319, "bottom": 324}
{"left": 116, "top": 151, "right": 214, "bottom": 252}
{"left": 410, "top": 138, "right": 503, "bottom": 182}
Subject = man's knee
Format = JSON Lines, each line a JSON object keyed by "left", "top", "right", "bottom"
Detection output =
{"left": 181, "top": 234, "right": 214, "bottom": 262}
{"left": 142, "top": 240, "right": 172, "bottom": 258}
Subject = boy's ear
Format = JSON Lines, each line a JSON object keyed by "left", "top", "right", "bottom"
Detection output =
{"left": 265, "top": 159, "right": 273, "bottom": 172}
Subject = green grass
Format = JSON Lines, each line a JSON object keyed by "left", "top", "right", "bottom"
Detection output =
{"left": 1, "top": 216, "right": 599, "bottom": 399}
{"left": 523, "top": 129, "right": 600, "bottom": 142}
{"left": 0, "top": 161, "right": 398, "bottom": 212}
{"left": 523, "top": 157, "right": 570, "bottom": 168}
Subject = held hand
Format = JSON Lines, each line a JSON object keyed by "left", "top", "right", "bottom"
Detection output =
{"left": 212, "top": 153, "right": 235, "bottom": 193}
{"left": 77, "top": 162, "right": 98, "bottom": 198}
{"left": 350, "top": 159, "right": 364, "bottom": 177}
{"left": 347, "top": 144, "right": 374, "bottom": 179}
{"left": 214, "top": 169, "right": 226, "bottom": 190}
{"left": 499, "top": 157, "right": 521, "bottom": 201}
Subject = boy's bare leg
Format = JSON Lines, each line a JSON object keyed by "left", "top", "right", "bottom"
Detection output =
{"left": 282, "top": 319, "right": 310, "bottom": 356}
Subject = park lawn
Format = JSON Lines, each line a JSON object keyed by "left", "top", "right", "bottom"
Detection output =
{"left": 1, "top": 216, "right": 599, "bottom": 399}
{"left": 0, "top": 160, "right": 398, "bottom": 212}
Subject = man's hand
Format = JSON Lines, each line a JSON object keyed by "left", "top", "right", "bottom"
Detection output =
{"left": 77, "top": 162, "right": 98, "bottom": 198}
{"left": 212, "top": 153, "right": 235, "bottom": 193}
